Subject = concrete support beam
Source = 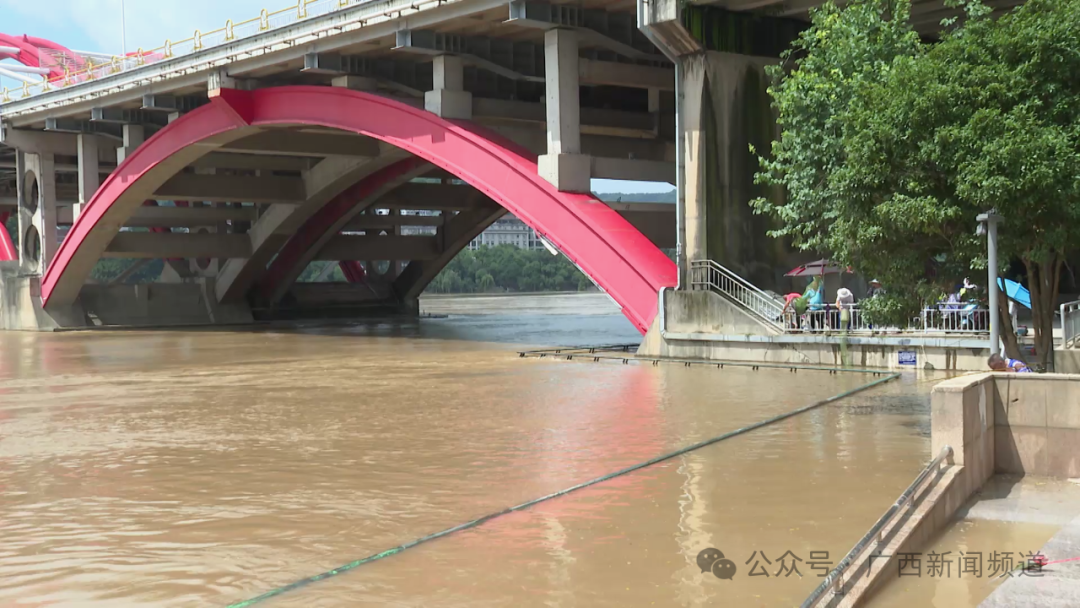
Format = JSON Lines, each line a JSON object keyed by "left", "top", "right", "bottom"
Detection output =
{"left": 332, "top": 75, "right": 379, "bottom": 91}
{"left": 425, "top": 55, "right": 472, "bottom": 120}
{"left": 543, "top": 29, "right": 581, "bottom": 155}
{"left": 215, "top": 152, "right": 412, "bottom": 303}
{"left": 480, "top": 124, "right": 676, "bottom": 162}
{"left": 124, "top": 205, "right": 259, "bottom": 228}
{"left": 378, "top": 182, "right": 480, "bottom": 211}
{"left": 191, "top": 153, "right": 314, "bottom": 172}
{"left": 141, "top": 94, "right": 207, "bottom": 113}
{"left": 76, "top": 134, "right": 100, "bottom": 223}
{"left": 215, "top": 130, "right": 382, "bottom": 158}
{"left": 44, "top": 118, "right": 123, "bottom": 140}
{"left": 154, "top": 174, "right": 307, "bottom": 205}
{"left": 261, "top": 160, "right": 431, "bottom": 304}
{"left": 0, "top": 127, "right": 118, "bottom": 163}
{"left": 579, "top": 59, "right": 674, "bottom": 91}
{"left": 393, "top": 204, "right": 506, "bottom": 300}
{"left": 473, "top": 98, "right": 657, "bottom": 138}
{"left": 316, "top": 235, "right": 441, "bottom": 261}
{"left": 104, "top": 232, "right": 253, "bottom": 259}
{"left": 591, "top": 157, "right": 675, "bottom": 184}
{"left": 347, "top": 214, "right": 445, "bottom": 231}
{"left": 90, "top": 107, "right": 168, "bottom": 126}
{"left": 538, "top": 28, "right": 590, "bottom": 193}
{"left": 116, "top": 124, "right": 145, "bottom": 165}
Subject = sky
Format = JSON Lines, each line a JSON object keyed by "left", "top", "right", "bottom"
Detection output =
{"left": 0, "top": 0, "right": 674, "bottom": 194}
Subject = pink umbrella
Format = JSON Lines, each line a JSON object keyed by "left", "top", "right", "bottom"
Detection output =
{"left": 784, "top": 259, "right": 852, "bottom": 277}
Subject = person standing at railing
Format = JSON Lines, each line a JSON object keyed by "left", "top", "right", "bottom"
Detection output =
{"left": 805, "top": 276, "right": 825, "bottom": 329}
{"left": 836, "top": 287, "right": 854, "bottom": 331}
{"left": 866, "top": 279, "right": 885, "bottom": 300}
{"left": 782, "top": 292, "right": 808, "bottom": 329}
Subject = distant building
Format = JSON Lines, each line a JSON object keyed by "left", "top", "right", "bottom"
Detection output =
{"left": 468, "top": 215, "right": 544, "bottom": 250}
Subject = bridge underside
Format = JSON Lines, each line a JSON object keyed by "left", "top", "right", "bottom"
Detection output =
{"left": 2, "top": 0, "right": 1015, "bottom": 332}
{"left": 0, "top": 86, "right": 676, "bottom": 332}
{"left": 0, "top": 0, "right": 690, "bottom": 332}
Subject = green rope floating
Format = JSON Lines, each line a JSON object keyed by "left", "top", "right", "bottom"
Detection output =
{"left": 227, "top": 372, "right": 901, "bottom": 607}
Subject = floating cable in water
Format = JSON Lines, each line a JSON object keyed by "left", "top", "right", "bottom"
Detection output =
{"left": 226, "top": 372, "right": 901, "bottom": 607}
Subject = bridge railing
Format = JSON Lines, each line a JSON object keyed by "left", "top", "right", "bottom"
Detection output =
{"left": 1, "top": 0, "right": 378, "bottom": 103}
{"left": 688, "top": 259, "right": 785, "bottom": 329}
{"left": 690, "top": 259, "right": 992, "bottom": 336}
{"left": 1063, "top": 299, "right": 1080, "bottom": 349}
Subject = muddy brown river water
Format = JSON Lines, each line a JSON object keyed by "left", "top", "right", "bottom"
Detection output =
{"left": 0, "top": 294, "right": 953, "bottom": 607}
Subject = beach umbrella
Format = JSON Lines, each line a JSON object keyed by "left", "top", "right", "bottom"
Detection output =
{"left": 997, "top": 278, "right": 1031, "bottom": 309}
{"left": 785, "top": 259, "right": 852, "bottom": 277}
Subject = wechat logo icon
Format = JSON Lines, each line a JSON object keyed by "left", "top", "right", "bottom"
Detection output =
{"left": 697, "top": 548, "right": 737, "bottom": 580}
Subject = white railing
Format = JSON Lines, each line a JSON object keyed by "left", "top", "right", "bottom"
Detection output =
{"left": 1063, "top": 300, "right": 1080, "bottom": 349}
{"left": 782, "top": 306, "right": 990, "bottom": 335}
{"left": 0, "top": 0, "right": 376, "bottom": 103}
{"left": 690, "top": 259, "right": 991, "bottom": 336}
{"left": 689, "top": 260, "right": 785, "bottom": 329}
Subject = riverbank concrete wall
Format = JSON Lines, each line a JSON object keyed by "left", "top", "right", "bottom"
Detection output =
{"left": 639, "top": 289, "right": 992, "bottom": 371}
{"left": 821, "top": 373, "right": 1080, "bottom": 606}
{"left": 932, "top": 372, "right": 1080, "bottom": 479}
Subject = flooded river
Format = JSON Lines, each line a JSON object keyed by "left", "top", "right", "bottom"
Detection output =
{"left": 0, "top": 293, "right": 943, "bottom": 607}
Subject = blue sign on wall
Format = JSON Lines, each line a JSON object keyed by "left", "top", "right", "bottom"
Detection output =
{"left": 898, "top": 350, "right": 917, "bottom": 366}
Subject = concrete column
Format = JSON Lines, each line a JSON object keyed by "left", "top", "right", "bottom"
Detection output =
{"left": 18, "top": 152, "right": 59, "bottom": 272}
{"left": 538, "top": 28, "right": 591, "bottom": 193}
{"left": 116, "top": 124, "right": 145, "bottom": 165}
{"left": 424, "top": 55, "right": 472, "bottom": 120}
{"left": 75, "top": 134, "right": 99, "bottom": 223}
{"left": 680, "top": 55, "right": 708, "bottom": 270}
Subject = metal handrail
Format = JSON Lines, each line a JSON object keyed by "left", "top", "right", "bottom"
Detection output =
{"left": 689, "top": 259, "right": 785, "bottom": 328}
{"left": 691, "top": 259, "right": 775, "bottom": 302}
{"left": 1062, "top": 299, "right": 1080, "bottom": 349}
{"left": 800, "top": 445, "right": 954, "bottom": 608}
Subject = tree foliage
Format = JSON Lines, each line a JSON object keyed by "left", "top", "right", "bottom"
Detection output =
{"left": 753, "top": 0, "right": 1080, "bottom": 367}
{"left": 427, "top": 245, "right": 593, "bottom": 294}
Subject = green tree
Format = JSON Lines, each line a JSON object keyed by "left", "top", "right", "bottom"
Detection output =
{"left": 425, "top": 245, "right": 587, "bottom": 294}
{"left": 753, "top": 0, "right": 1080, "bottom": 368}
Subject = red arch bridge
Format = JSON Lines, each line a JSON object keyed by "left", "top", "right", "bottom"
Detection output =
{"left": 0, "top": 17, "right": 678, "bottom": 332}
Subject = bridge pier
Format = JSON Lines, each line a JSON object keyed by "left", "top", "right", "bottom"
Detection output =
{"left": 18, "top": 150, "right": 58, "bottom": 273}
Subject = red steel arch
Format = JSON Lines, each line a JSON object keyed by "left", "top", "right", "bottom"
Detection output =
{"left": 0, "top": 34, "right": 83, "bottom": 80}
{"left": 42, "top": 87, "right": 676, "bottom": 333}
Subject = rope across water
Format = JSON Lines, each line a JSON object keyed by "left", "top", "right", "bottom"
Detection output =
{"left": 227, "top": 371, "right": 901, "bottom": 607}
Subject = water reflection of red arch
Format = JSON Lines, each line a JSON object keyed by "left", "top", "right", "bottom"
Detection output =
{"left": 450, "top": 364, "right": 664, "bottom": 561}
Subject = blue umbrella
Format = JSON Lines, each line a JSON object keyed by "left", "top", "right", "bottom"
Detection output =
{"left": 997, "top": 278, "right": 1031, "bottom": 309}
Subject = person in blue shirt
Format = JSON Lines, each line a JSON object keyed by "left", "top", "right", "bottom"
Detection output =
{"left": 803, "top": 277, "right": 825, "bottom": 329}
{"left": 988, "top": 353, "right": 1032, "bottom": 373}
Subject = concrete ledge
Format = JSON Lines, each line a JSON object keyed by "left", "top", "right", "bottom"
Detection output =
{"left": 663, "top": 330, "right": 990, "bottom": 349}
{"left": 980, "top": 512, "right": 1080, "bottom": 606}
